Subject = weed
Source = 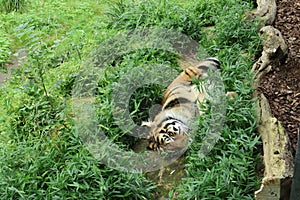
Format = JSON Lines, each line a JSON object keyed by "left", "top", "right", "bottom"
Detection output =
{"left": 0, "top": 0, "right": 28, "bottom": 13}
{"left": 0, "top": 0, "right": 262, "bottom": 199}
{"left": 0, "top": 31, "right": 11, "bottom": 71}
{"left": 105, "top": 0, "right": 206, "bottom": 41}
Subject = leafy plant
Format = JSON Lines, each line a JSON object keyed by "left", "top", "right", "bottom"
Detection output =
{"left": 0, "top": 31, "right": 11, "bottom": 71}
{"left": 0, "top": 42, "right": 157, "bottom": 200}
{"left": 0, "top": 0, "right": 262, "bottom": 199}
{"left": 0, "top": 0, "right": 28, "bottom": 13}
{"left": 105, "top": 0, "right": 206, "bottom": 41}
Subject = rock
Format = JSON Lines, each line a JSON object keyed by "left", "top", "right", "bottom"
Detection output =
{"left": 252, "top": 26, "right": 288, "bottom": 81}
{"left": 254, "top": 94, "right": 294, "bottom": 200}
{"left": 256, "top": 0, "right": 277, "bottom": 26}
{"left": 245, "top": 0, "right": 277, "bottom": 27}
{"left": 248, "top": 0, "right": 294, "bottom": 199}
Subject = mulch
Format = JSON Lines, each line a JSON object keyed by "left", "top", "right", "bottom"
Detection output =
{"left": 259, "top": 0, "right": 300, "bottom": 155}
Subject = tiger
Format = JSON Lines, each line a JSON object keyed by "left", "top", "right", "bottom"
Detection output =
{"left": 142, "top": 57, "right": 221, "bottom": 152}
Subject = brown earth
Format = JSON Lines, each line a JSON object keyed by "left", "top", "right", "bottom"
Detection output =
{"left": 258, "top": 0, "right": 300, "bottom": 155}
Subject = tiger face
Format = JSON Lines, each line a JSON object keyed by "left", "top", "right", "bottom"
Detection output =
{"left": 147, "top": 132, "right": 189, "bottom": 152}
{"left": 147, "top": 133, "right": 174, "bottom": 151}
{"left": 142, "top": 117, "right": 190, "bottom": 151}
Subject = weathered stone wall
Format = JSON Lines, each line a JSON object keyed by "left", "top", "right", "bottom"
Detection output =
{"left": 249, "top": 0, "right": 294, "bottom": 199}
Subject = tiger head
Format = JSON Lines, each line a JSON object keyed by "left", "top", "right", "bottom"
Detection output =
{"left": 142, "top": 114, "right": 190, "bottom": 151}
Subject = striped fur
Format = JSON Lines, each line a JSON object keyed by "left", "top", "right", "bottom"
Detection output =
{"left": 142, "top": 57, "right": 220, "bottom": 151}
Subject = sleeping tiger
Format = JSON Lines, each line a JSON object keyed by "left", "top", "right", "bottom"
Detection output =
{"left": 142, "top": 57, "right": 221, "bottom": 152}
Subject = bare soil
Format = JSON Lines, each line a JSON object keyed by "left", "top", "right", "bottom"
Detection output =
{"left": 0, "top": 50, "right": 26, "bottom": 84}
{"left": 258, "top": 0, "right": 300, "bottom": 155}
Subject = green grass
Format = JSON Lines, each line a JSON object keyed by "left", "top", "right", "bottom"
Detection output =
{"left": 0, "top": 0, "right": 27, "bottom": 13}
{"left": 0, "top": 0, "right": 262, "bottom": 199}
{"left": 0, "top": 30, "right": 11, "bottom": 71}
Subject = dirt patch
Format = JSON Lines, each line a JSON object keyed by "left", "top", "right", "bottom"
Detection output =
{"left": 258, "top": 0, "right": 300, "bottom": 155}
{"left": 0, "top": 50, "right": 26, "bottom": 84}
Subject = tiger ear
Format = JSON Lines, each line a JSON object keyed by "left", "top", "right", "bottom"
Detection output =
{"left": 141, "top": 121, "right": 153, "bottom": 127}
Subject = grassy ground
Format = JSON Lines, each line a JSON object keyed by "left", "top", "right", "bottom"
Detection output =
{"left": 0, "top": 0, "right": 262, "bottom": 199}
